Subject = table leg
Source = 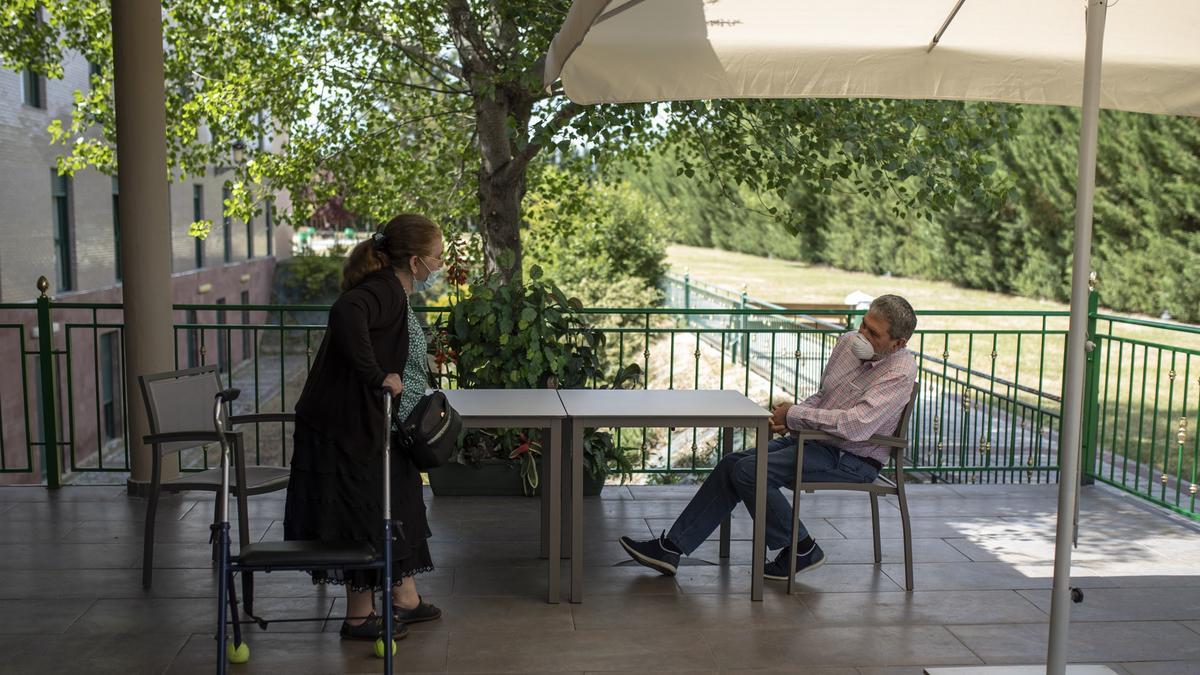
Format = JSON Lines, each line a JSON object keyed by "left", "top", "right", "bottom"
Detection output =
{"left": 751, "top": 420, "right": 768, "bottom": 601}
{"left": 570, "top": 419, "right": 585, "bottom": 603}
{"left": 540, "top": 444, "right": 550, "bottom": 560}
{"left": 547, "top": 420, "right": 561, "bottom": 604}
{"left": 719, "top": 427, "right": 733, "bottom": 560}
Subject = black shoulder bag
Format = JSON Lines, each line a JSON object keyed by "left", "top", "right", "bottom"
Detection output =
{"left": 394, "top": 390, "right": 462, "bottom": 470}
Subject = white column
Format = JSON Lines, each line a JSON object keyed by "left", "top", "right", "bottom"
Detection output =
{"left": 112, "top": 0, "right": 176, "bottom": 492}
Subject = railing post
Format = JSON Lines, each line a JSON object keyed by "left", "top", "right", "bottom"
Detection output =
{"left": 1080, "top": 275, "right": 1101, "bottom": 485}
{"left": 682, "top": 269, "right": 691, "bottom": 330}
{"left": 738, "top": 284, "right": 749, "bottom": 366}
{"left": 35, "top": 276, "right": 62, "bottom": 489}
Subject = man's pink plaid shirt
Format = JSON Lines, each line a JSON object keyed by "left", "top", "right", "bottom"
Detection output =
{"left": 785, "top": 330, "right": 918, "bottom": 465}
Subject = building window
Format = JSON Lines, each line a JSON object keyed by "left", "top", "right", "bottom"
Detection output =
{"left": 51, "top": 171, "right": 74, "bottom": 292}
{"left": 216, "top": 298, "right": 229, "bottom": 373}
{"left": 222, "top": 185, "right": 232, "bottom": 263}
{"left": 192, "top": 184, "right": 205, "bottom": 268}
{"left": 185, "top": 309, "right": 199, "bottom": 368}
{"left": 112, "top": 176, "right": 121, "bottom": 282}
{"left": 23, "top": 69, "right": 44, "bottom": 108}
{"left": 240, "top": 290, "right": 251, "bottom": 361}
{"left": 265, "top": 203, "right": 274, "bottom": 257}
{"left": 99, "top": 331, "right": 123, "bottom": 442}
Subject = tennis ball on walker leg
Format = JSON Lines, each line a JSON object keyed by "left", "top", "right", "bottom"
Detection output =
{"left": 374, "top": 638, "right": 396, "bottom": 658}
{"left": 226, "top": 640, "right": 250, "bottom": 664}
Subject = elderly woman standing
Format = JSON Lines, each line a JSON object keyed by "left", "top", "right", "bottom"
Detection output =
{"left": 284, "top": 213, "right": 445, "bottom": 641}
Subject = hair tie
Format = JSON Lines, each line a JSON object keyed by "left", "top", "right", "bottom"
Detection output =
{"left": 371, "top": 231, "right": 386, "bottom": 252}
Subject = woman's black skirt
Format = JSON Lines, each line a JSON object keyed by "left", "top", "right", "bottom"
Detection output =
{"left": 283, "top": 420, "right": 433, "bottom": 592}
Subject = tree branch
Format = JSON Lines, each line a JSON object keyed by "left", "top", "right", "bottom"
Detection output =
{"left": 497, "top": 101, "right": 582, "bottom": 184}
{"left": 329, "top": 64, "right": 469, "bottom": 96}
{"left": 446, "top": 0, "right": 493, "bottom": 74}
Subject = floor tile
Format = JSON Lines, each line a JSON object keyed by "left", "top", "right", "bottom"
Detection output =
{"left": 1117, "top": 661, "right": 1200, "bottom": 675}
{"left": 571, "top": 593, "right": 811, "bottom": 630}
{"left": 818, "top": 537, "right": 971, "bottom": 564}
{"left": 0, "top": 598, "right": 95, "bottom": 634}
{"left": 947, "top": 621, "right": 1200, "bottom": 664}
{"left": 1018, "top": 587, "right": 1200, "bottom": 622}
{"left": 0, "top": 632, "right": 188, "bottom": 674}
{"left": 445, "top": 628, "right": 716, "bottom": 672}
{"left": 803, "top": 590, "right": 1047, "bottom": 625}
{"left": 880, "top": 562, "right": 1056, "bottom": 591}
{"left": 701, "top": 625, "right": 980, "bottom": 668}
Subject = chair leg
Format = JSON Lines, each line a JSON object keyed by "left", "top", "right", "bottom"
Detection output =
{"left": 787, "top": 442, "right": 805, "bottom": 596}
{"left": 142, "top": 489, "right": 160, "bottom": 590}
{"left": 897, "top": 489, "right": 914, "bottom": 592}
{"left": 869, "top": 493, "right": 882, "bottom": 565}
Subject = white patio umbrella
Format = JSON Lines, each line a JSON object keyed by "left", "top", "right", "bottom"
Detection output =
{"left": 543, "top": 2, "right": 1200, "bottom": 674}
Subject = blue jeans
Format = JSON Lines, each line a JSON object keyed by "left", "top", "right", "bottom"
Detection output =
{"left": 666, "top": 436, "right": 881, "bottom": 554}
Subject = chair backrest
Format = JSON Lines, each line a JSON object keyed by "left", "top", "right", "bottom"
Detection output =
{"left": 892, "top": 380, "right": 921, "bottom": 441}
{"left": 138, "top": 366, "right": 223, "bottom": 456}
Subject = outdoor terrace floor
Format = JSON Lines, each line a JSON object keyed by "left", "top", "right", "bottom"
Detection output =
{"left": 2, "top": 482, "right": 1200, "bottom": 674}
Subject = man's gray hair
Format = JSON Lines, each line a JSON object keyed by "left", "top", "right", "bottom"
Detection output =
{"left": 870, "top": 294, "right": 917, "bottom": 341}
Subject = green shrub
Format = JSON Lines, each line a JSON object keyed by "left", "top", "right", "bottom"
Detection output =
{"left": 523, "top": 177, "right": 669, "bottom": 297}
{"left": 440, "top": 261, "right": 640, "bottom": 492}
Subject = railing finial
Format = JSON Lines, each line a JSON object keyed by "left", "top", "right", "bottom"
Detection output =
{"left": 36, "top": 276, "right": 49, "bottom": 298}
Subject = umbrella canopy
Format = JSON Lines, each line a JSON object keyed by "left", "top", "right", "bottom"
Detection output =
{"left": 545, "top": 2, "right": 1200, "bottom": 674}
{"left": 545, "top": 0, "right": 1200, "bottom": 116}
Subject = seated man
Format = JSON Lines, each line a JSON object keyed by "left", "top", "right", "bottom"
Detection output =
{"left": 620, "top": 294, "right": 918, "bottom": 579}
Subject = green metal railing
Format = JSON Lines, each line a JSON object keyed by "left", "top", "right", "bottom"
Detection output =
{"left": 2, "top": 277, "right": 1198, "bottom": 520}
{"left": 1086, "top": 306, "right": 1200, "bottom": 518}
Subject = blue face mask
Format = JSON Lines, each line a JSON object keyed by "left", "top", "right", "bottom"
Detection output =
{"left": 412, "top": 257, "right": 443, "bottom": 293}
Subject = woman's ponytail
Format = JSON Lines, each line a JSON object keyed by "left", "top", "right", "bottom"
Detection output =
{"left": 340, "top": 214, "right": 441, "bottom": 292}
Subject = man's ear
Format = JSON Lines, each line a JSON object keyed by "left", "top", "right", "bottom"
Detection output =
{"left": 895, "top": 337, "right": 908, "bottom": 351}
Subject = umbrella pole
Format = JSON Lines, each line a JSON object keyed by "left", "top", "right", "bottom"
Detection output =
{"left": 1047, "top": 1, "right": 1108, "bottom": 673}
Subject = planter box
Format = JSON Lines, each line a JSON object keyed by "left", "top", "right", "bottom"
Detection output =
{"left": 427, "top": 459, "right": 604, "bottom": 497}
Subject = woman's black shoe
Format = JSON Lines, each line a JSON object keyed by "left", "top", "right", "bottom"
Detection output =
{"left": 339, "top": 612, "right": 410, "bottom": 641}
{"left": 392, "top": 595, "right": 442, "bottom": 624}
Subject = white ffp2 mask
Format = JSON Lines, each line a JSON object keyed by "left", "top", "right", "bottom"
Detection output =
{"left": 850, "top": 333, "right": 876, "bottom": 361}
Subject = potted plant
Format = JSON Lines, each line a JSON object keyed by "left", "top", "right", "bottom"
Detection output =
{"left": 427, "top": 257, "right": 640, "bottom": 496}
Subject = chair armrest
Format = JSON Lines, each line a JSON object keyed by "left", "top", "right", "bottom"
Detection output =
{"left": 865, "top": 434, "right": 908, "bottom": 449}
{"left": 229, "top": 412, "right": 296, "bottom": 425}
{"left": 143, "top": 430, "right": 240, "bottom": 445}
{"left": 794, "top": 430, "right": 837, "bottom": 443}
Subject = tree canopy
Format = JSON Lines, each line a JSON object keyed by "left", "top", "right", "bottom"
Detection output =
{"left": 4, "top": 0, "right": 1014, "bottom": 284}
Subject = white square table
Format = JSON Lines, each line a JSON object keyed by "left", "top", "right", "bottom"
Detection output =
{"left": 555, "top": 389, "right": 772, "bottom": 602}
{"left": 441, "top": 389, "right": 568, "bottom": 603}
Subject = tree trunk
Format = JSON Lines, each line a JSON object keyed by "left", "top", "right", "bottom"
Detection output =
{"left": 473, "top": 90, "right": 531, "bottom": 285}
{"left": 479, "top": 166, "right": 525, "bottom": 283}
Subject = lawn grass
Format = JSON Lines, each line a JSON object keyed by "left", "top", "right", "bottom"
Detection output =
{"left": 666, "top": 244, "right": 1200, "bottom": 497}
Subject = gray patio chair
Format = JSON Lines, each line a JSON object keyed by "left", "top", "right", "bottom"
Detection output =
{"left": 138, "top": 366, "right": 291, "bottom": 590}
{"left": 787, "top": 380, "right": 919, "bottom": 593}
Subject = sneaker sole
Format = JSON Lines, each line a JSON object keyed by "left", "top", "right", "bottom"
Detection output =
{"left": 619, "top": 538, "right": 678, "bottom": 576}
{"left": 763, "top": 555, "right": 827, "bottom": 581}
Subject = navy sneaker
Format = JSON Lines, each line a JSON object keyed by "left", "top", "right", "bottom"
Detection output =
{"left": 763, "top": 542, "right": 826, "bottom": 580}
{"left": 619, "top": 531, "right": 681, "bottom": 576}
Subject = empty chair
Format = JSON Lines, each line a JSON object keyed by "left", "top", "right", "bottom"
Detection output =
{"left": 138, "top": 366, "right": 291, "bottom": 589}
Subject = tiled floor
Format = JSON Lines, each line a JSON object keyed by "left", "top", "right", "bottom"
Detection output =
{"left": 2, "top": 482, "right": 1200, "bottom": 674}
